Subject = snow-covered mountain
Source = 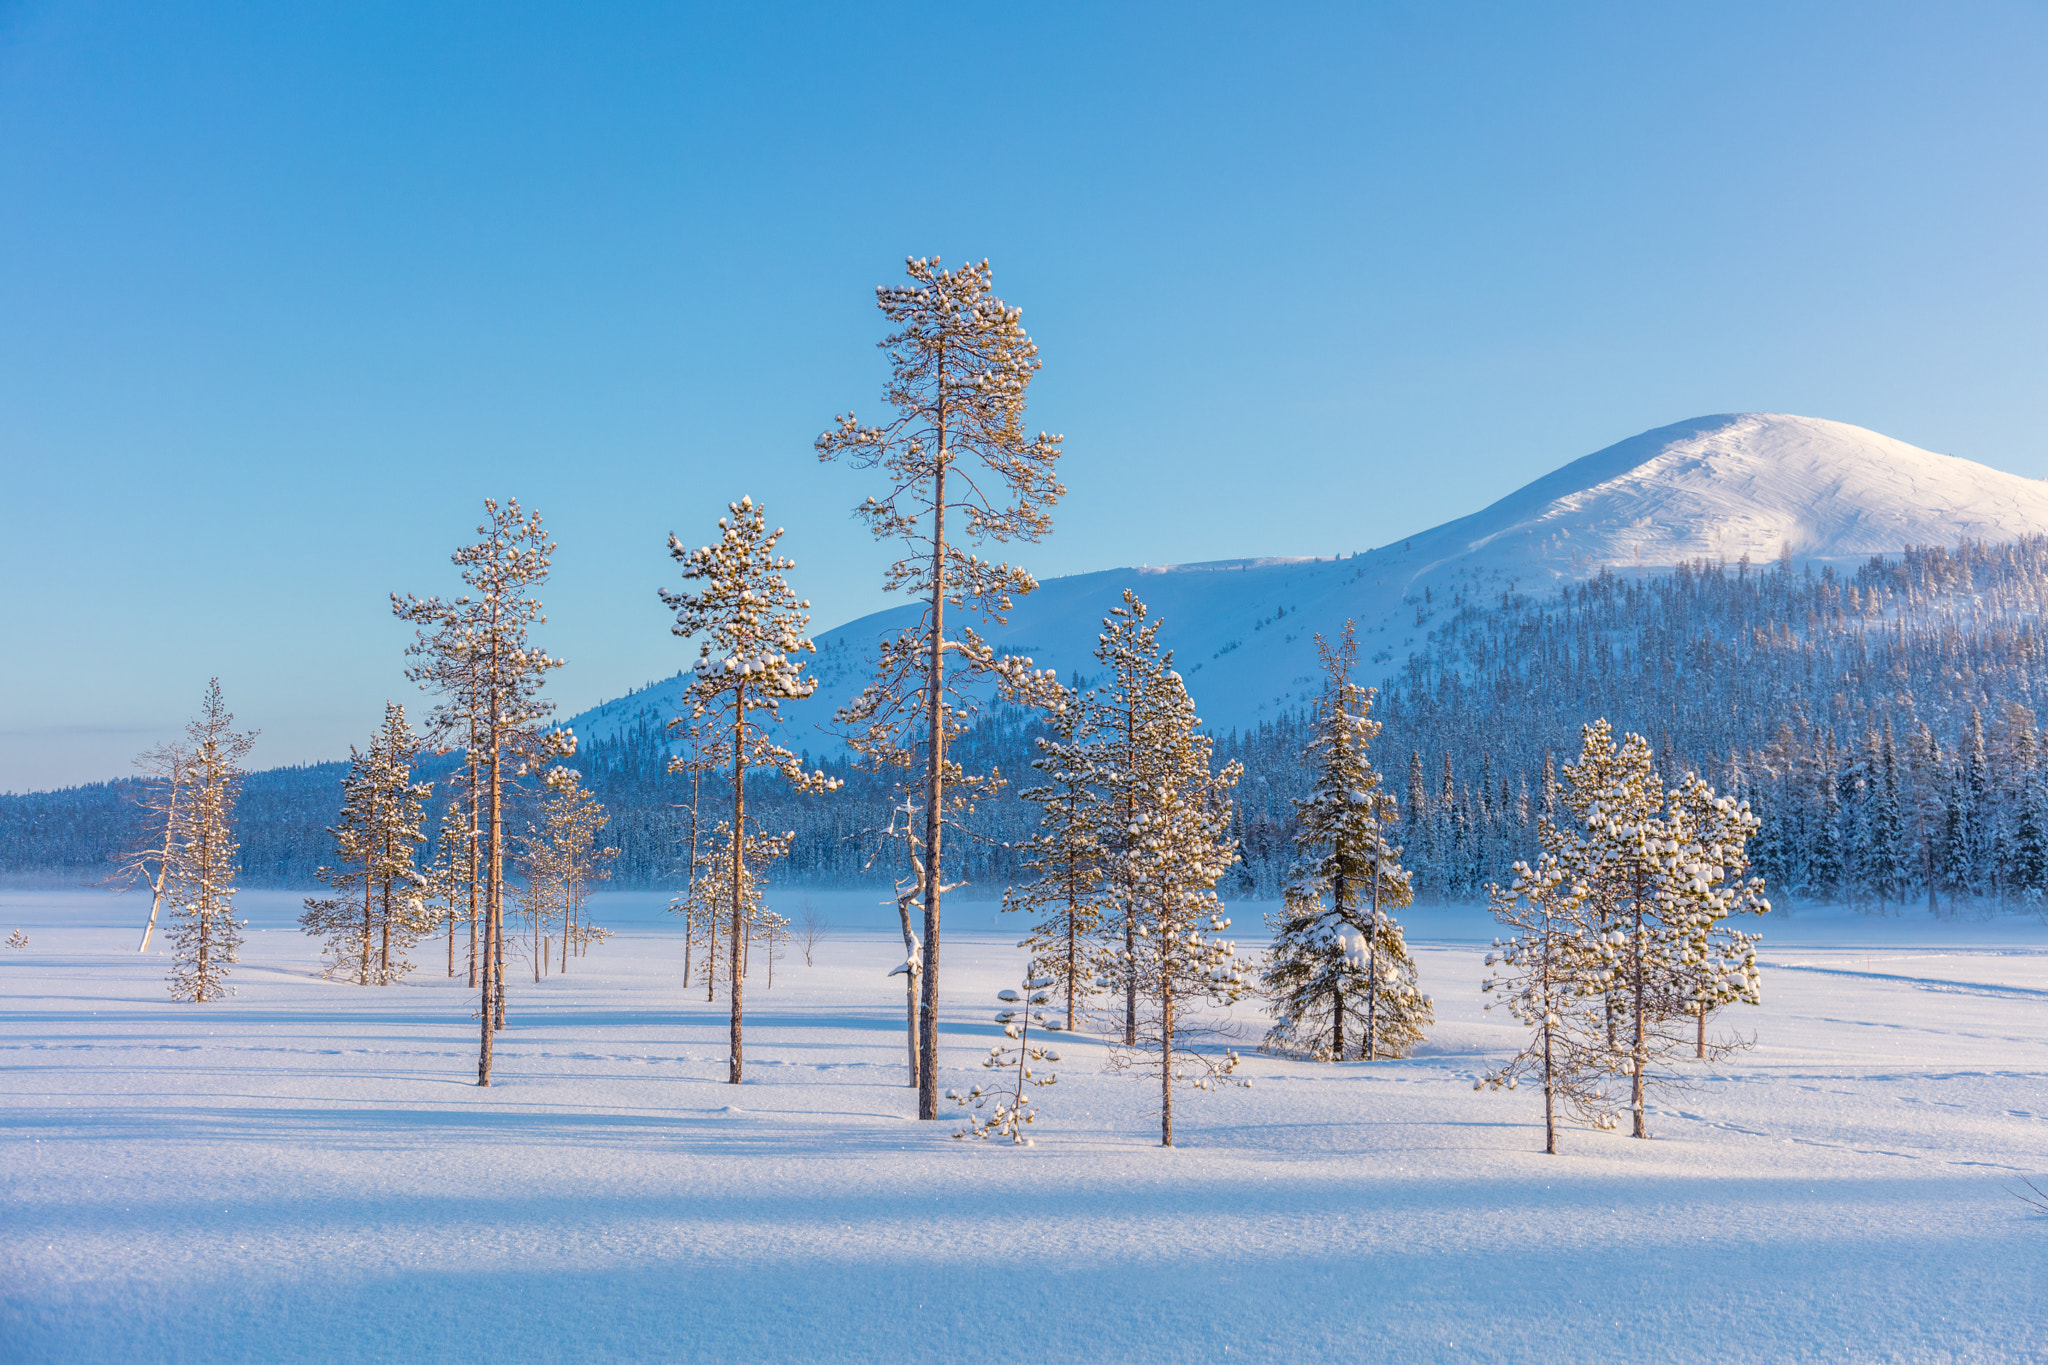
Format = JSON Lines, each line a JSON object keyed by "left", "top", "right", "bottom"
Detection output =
{"left": 568, "top": 413, "right": 2048, "bottom": 748}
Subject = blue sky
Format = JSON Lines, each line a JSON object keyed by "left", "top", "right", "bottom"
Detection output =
{"left": 3, "top": 1, "right": 2044, "bottom": 790}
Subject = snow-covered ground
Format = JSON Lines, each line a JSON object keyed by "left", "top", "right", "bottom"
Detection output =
{"left": 4, "top": 888, "right": 2045, "bottom": 1363}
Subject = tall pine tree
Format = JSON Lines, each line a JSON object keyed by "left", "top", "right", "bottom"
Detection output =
{"left": 817, "top": 256, "right": 1064, "bottom": 1121}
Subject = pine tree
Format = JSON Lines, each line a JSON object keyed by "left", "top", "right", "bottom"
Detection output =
{"left": 300, "top": 703, "right": 433, "bottom": 985}
{"left": 1096, "top": 608, "right": 1251, "bottom": 1147}
{"left": 1089, "top": 592, "right": 1186, "bottom": 1048}
{"left": 165, "top": 680, "right": 256, "bottom": 1003}
{"left": 424, "top": 795, "right": 475, "bottom": 979}
{"left": 395, "top": 500, "right": 572, "bottom": 1086}
{"left": 1559, "top": 722, "right": 1768, "bottom": 1138}
{"left": 818, "top": 256, "right": 1064, "bottom": 1121}
{"left": 1262, "top": 624, "right": 1432, "bottom": 1062}
{"left": 513, "top": 768, "right": 616, "bottom": 977}
{"left": 1002, "top": 678, "right": 1109, "bottom": 1032}
{"left": 661, "top": 495, "right": 835, "bottom": 1084}
{"left": 687, "top": 821, "right": 792, "bottom": 992}
{"left": 665, "top": 724, "right": 716, "bottom": 994}
{"left": 1481, "top": 855, "right": 1619, "bottom": 1152}
{"left": 948, "top": 973, "right": 1062, "bottom": 1144}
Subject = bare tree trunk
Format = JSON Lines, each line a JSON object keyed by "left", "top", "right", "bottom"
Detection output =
{"left": 1697, "top": 999, "right": 1706, "bottom": 1059}
{"left": 359, "top": 867, "right": 373, "bottom": 986}
{"left": 917, "top": 457, "right": 947, "bottom": 1122}
{"left": 467, "top": 771, "right": 480, "bottom": 989}
{"left": 479, "top": 740, "right": 500, "bottom": 1085}
{"left": 138, "top": 775, "right": 181, "bottom": 952}
{"left": 1542, "top": 1017, "right": 1556, "bottom": 1155}
{"left": 730, "top": 696, "right": 746, "bottom": 1085}
{"left": 1065, "top": 866, "right": 1078, "bottom": 1033}
{"left": 380, "top": 876, "right": 392, "bottom": 984}
{"left": 1631, "top": 867, "right": 1648, "bottom": 1139}
{"left": 1124, "top": 704, "right": 1138, "bottom": 1048}
{"left": 1160, "top": 978, "right": 1175, "bottom": 1148}
{"left": 1366, "top": 849, "right": 1382, "bottom": 1061}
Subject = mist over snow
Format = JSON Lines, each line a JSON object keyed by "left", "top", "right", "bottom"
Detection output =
{"left": 571, "top": 413, "right": 2048, "bottom": 751}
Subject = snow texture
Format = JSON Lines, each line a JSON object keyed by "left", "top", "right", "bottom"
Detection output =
{"left": 572, "top": 413, "right": 2048, "bottom": 748}
{"left": 4, "top": 886, "right": 2044, "bottom": 1363}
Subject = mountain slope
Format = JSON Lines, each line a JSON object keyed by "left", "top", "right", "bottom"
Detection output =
{"left": 569, "top": 413, "right": 2048, "bottom": 748}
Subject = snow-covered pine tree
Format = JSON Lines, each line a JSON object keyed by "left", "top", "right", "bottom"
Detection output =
{"left": 948, "top": 973, "right": 1062, "bottom": 1144}
{"left": 1261, "top": 624, "right": 1432, "bottom": 1062}
{"left": 1088, "top": 591, "right": 1186, "bottom": 1048}
{"left": 817, "top": 256, "right": 1064, "bottom": 1121}
{"left": 300, "top": 703, "right": 434, "bottom": 984}
{"left": 1002, "top": 677, "right": 1109, "bottom": 1032}
{"left": 687, "top": 820, "right": 790, "bottom": 985}
{"left": 424, "top": 795, "right": 475, "bottom": 978}
{"left": 1561, "top": 722, "right": 1768, "bottom": 1138}
{"left": 165, "top": 680, "right": 256, "bottom": 1003}
{"left": 1098, "top": 619, "right": 1251, "bottom": 1147}
{"left": 300, "top": 747, "right": 373, "bottom": 979}
{"left": 661, "top": 496, "right": 836, "bottom": 1084}
{"left": 394, "top": 500, "right": 574, "bottom": 1085}
{"left": 1481, "top": 853, "right": 1619, "bottom": 1152}
{"left": 665, "top": 723, "right": 716, "bottom": 994}
{"left": 514, "top": 768, "right": 615, "bottom": 975}
{"left": 111, "top": 738, "right": 192, "bottom": 953}
{"left": 1664, "top": 773, "right": 1769, "bottom": 1058}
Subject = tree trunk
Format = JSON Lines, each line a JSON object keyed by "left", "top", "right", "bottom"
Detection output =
{"left": 1631, "top": 866, "right": 1648, "bottom": 1139}
{"left": 1064, "top": 866, "right": 1078, "bottom": 1033}
{"left": 138, "top": 776, "right": 180, "bottom": 952}
{"left": 479, "top": 725, "right": 504, "bottom": 1082}
{"left": 730, "top": 694, "right": 746, "bottom": 1085}
{"left": 1697, "top": 999, "right": 1706, "bottom": 1059}
{"left": 380, "top": 876, "right": 392, "bottom": 984}
{"left": 1160, "top": 977, "right": 1175, "bottom": 1148}
{"left": 918, "top": 457, "right": 947, "bottom": 1122}
{"left": 360, "top": 868, "right": 373, "bottom": 986}
{"left": 467, "top": 772, "right": 480, "bottom": 989}
{"left": 1542, "top": 1018, "right": 1556, "bottom": 1155}
{"left": 1124, "top": 703, "right": 1138, "bottom": 1048}
{"left": 1366, "top": 850, "right": 1382, "bottom": 1061}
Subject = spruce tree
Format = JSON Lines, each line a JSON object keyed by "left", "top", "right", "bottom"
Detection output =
{"left": 165, "top": 681, "right": 256, "bottom": 1003}
{"left": 395, "top": 500, "right": 572, "bottom": 1085}
{"left": 661, "top": 495, "right": 835, "bottom": 1084}
{"left": 817, "top": 256, "right": 1064, "bottom": 1121}
{"left": 1261, "top": 624, "right": 1432, "bottom": 1062}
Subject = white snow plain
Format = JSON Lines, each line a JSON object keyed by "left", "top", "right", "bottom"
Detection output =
{"left": 3, "top": 888, "right": 2045, "bottom": 1364}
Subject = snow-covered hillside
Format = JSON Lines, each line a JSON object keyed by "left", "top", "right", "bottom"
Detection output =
{"left": 569, "top": 414, "right": 2048, "bottom": 748}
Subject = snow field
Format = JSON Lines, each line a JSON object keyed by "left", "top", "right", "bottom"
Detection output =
{"left": 3, "top": 890, "right": 2045, "bottom": 1363}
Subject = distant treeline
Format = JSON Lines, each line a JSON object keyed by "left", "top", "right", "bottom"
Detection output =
{"left": 11, "top": 539, "right": 2048, "bottom": 912}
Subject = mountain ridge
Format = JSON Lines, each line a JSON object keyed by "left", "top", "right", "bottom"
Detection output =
{"left": 567, "top": 413, "right": 2048, "bottom": 750}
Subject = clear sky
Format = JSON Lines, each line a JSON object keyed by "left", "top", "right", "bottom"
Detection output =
{"left": 4, "top": 1, "right": 2045, "bottom": 791}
